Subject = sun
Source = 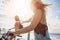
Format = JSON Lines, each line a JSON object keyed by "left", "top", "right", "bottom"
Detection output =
{"left": 11, "top": 0, "right": 33, "bottom": 21}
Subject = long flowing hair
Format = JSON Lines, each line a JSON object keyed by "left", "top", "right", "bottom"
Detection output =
{"left": 31, "top": 0, "right": 51, "bottom": 14}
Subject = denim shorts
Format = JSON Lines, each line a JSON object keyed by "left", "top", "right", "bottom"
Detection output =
{"left": 34, "top": 30, "right": 51, "bottom": 40}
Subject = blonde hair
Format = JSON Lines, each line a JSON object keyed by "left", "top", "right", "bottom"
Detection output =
{"left": 31, "top": 0, "right": 51, "bottom": 14}
{"left": 15, "top": 15, "right": 20, "bottom": 21}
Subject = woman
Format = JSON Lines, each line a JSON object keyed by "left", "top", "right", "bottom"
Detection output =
{"left": 9, "top": 15, "right": 23, "bottom": 31}
{"left": 9, "top": 15, "right": 23, "bottom": 37}
{"left": 14, "top": 15, "right": 23, "bottom": 31}
{"left": 8, "top": 0, "right": 51, "bottom": 40}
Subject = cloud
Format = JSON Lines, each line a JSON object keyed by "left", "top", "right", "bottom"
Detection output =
{"left": 57, "top": 10, "right": 60, "bottom": 13}
{"left": 46, "top": 11, "right": 60, "bottom": 33}
{"left": 0, "top": 14, "right": 7, "bottom": 17}
{"left": 45, "top": 7, "right": 60, "bottom": 33}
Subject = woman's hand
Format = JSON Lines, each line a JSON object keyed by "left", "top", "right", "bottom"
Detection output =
{"left": 6, "top": 31, "right": 14, "bottom": 36}
{"left": 6, "top": 31, "right": 15, "bottom": 40}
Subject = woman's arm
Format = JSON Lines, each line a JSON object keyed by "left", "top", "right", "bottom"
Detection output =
{"left": 9, "top": 27, "right": 15, "bottom": 30}
{"left": 22, "top": 16, "right": 33, "bottom": 23}
{"left": 13, "top": 9, "right": 43, "bottom": 34}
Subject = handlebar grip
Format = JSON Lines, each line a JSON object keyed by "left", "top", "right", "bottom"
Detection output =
{"left": 9, "top": 33, "right": 14, "bottom": 36}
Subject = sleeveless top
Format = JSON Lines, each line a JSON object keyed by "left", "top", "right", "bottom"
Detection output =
{"left": 34, "top": 14, "right": 48, "bottom": 36}
{"left": 31, "top": 1, "right": 48, "bottom": 36}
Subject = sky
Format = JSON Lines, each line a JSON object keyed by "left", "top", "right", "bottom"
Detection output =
{"left": 0, "top": 0, "right": 60, "bottom": 34}
{"left": 42, "top": 0, "right": 60, "bottom": 33}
